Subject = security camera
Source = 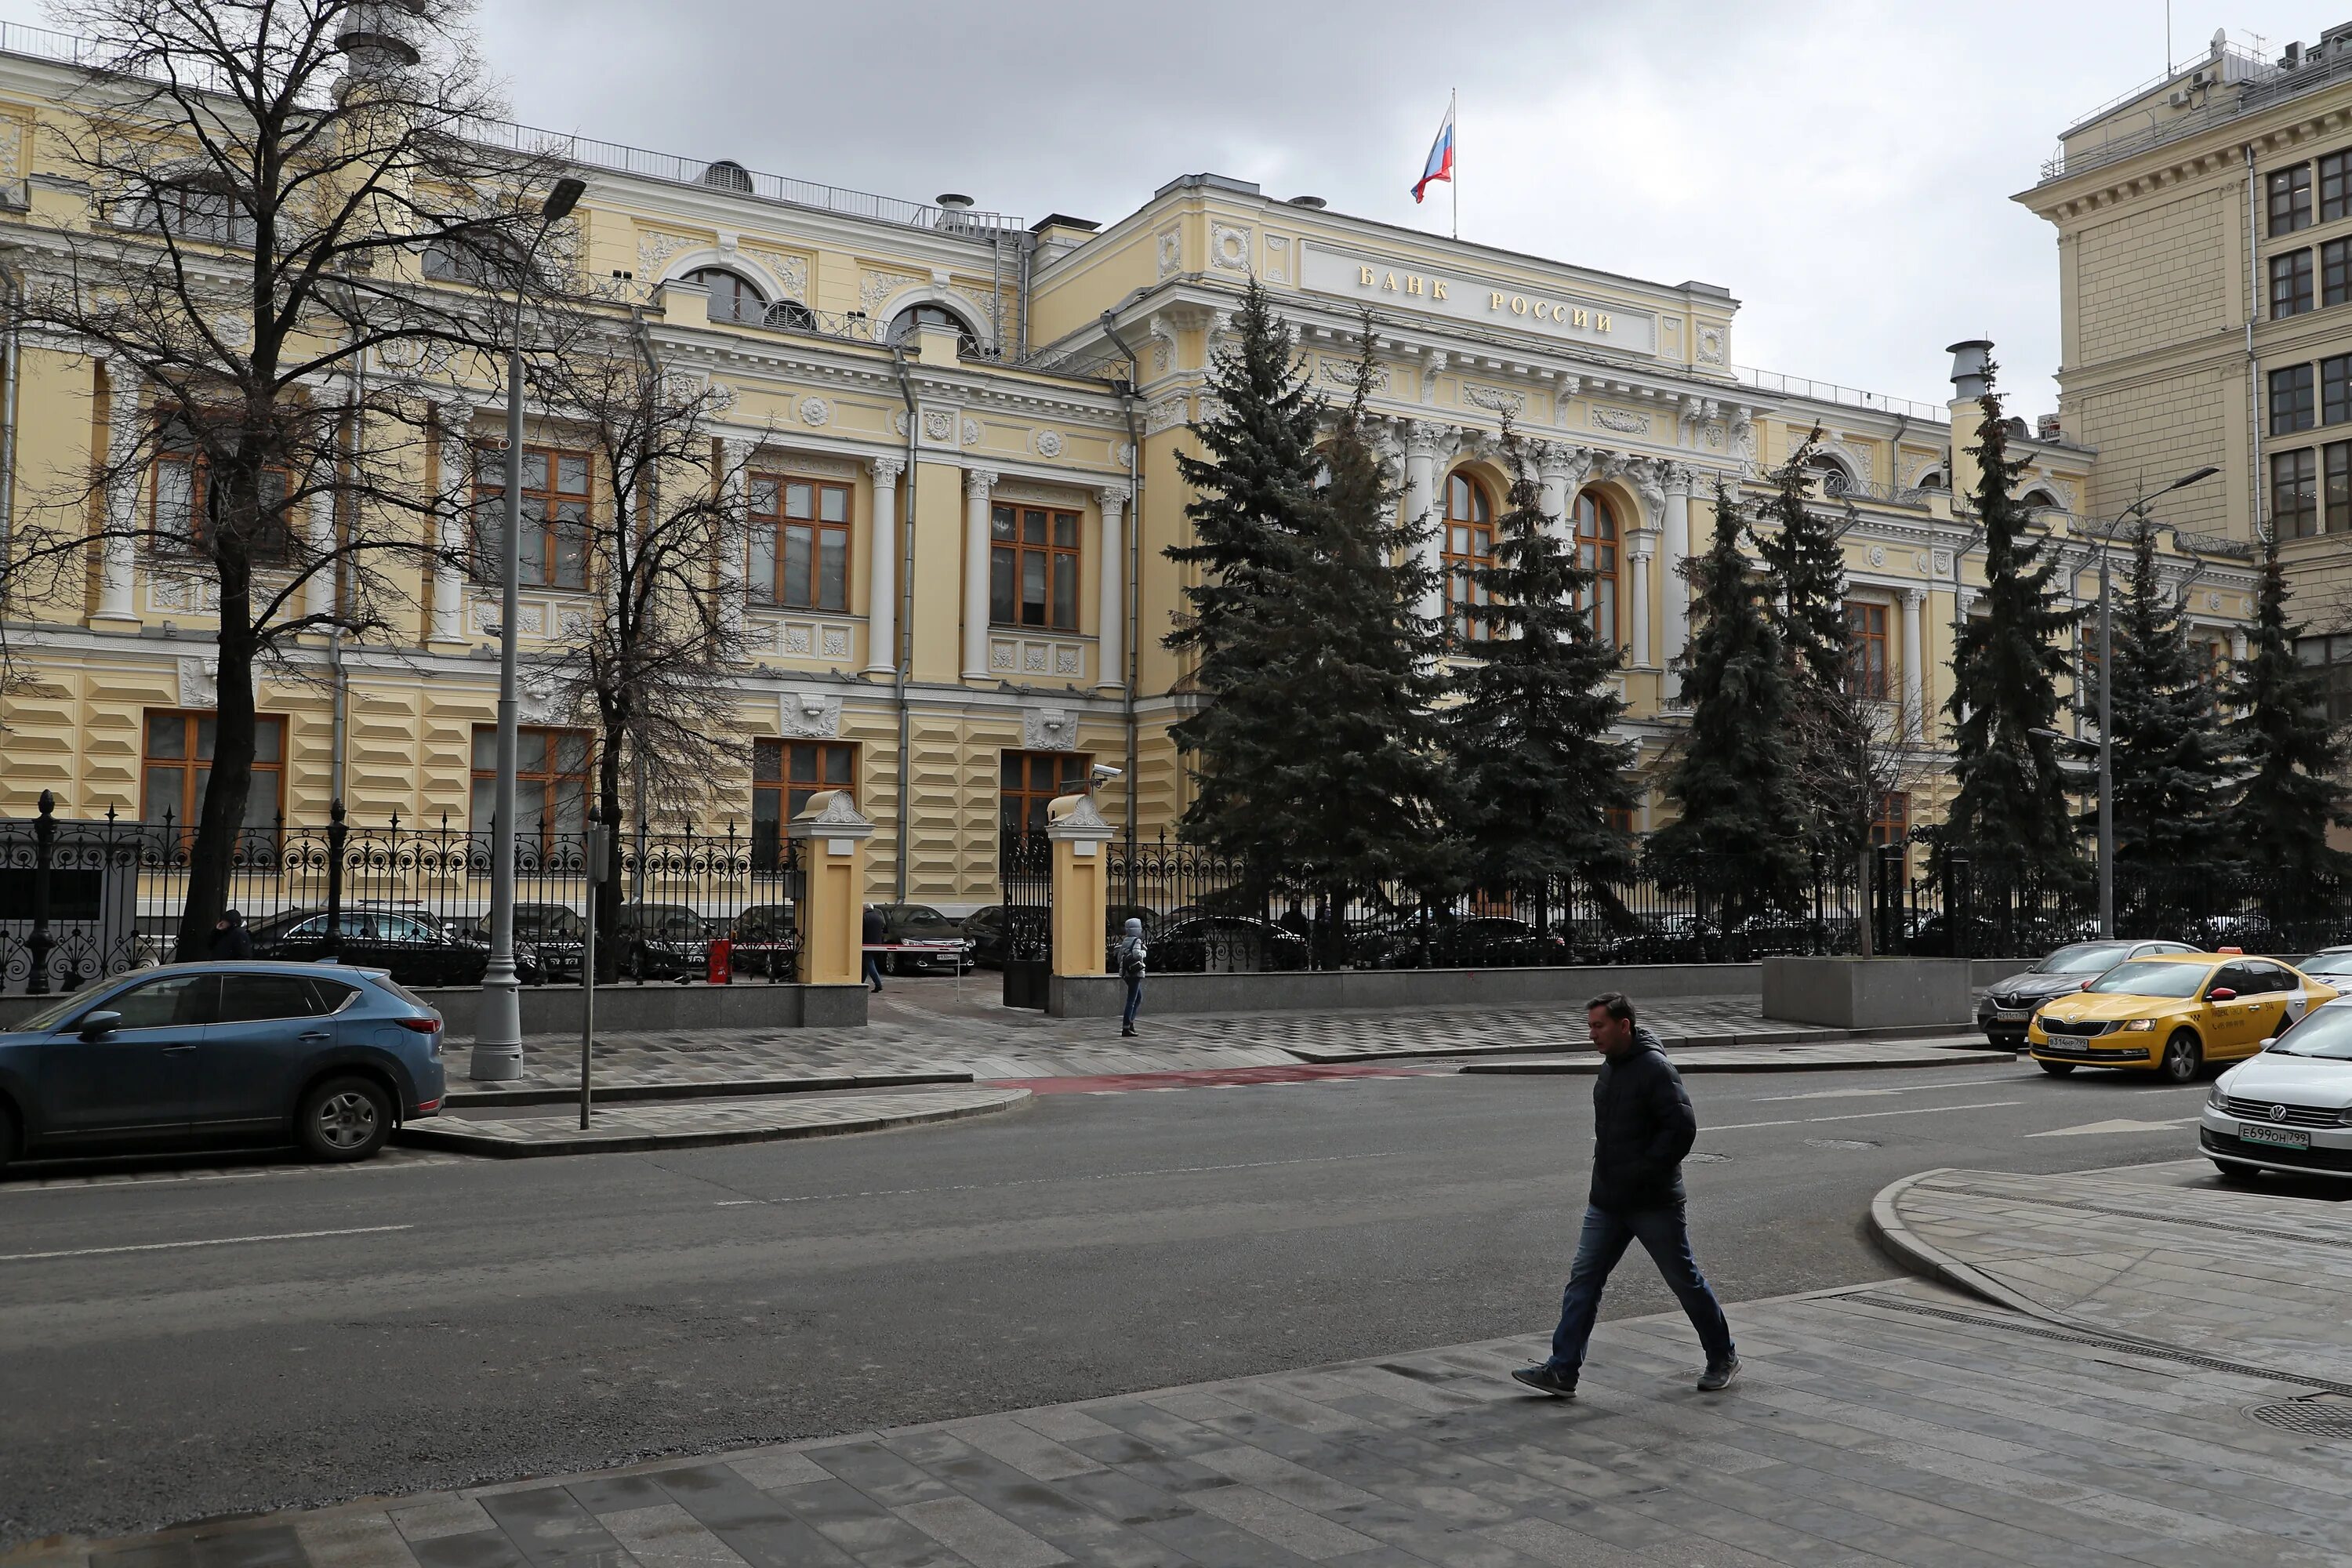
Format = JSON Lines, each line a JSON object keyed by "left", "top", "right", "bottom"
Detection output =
{"left": 1090, "top": 764, "right": 1123, "bottom": 782}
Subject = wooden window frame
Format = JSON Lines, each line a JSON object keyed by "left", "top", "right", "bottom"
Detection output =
{"left": 151, "top": 449, "right": 296, "bottom": 561}
{"left": 752, "top": 739, "right": 857, "bottom": 868}
{"left": 1000, "top": 750, "right": 1092, "bottom": 837}
{"left": 1442, "top": 471, "right": 1497, "bottom": 646}
{"left": 2270, "top": 162, "right": 2314, "bottom": 235}
{"left": 1870, "top": 790, "right": 1911, "bottom": 849}
{"left": 2271, "top": 364, "right": 2318, "bottom": 434}
{"left": 469, "top": 724, "right": 593, "bottom": 853}
{"left": 1846, "top": 601, "right": 1891, "bottom": 702}
{"left": 2272, "top": 249, "right": 2315, "bottom": 318}
{"left": 2297, "top": 634, "right": 2352, "bottom": 725}
{"left": 1573, "top": 489, "right": 1620, "bottom": 648}
{"left": 989, "top": 503, "right": 1082, "bottom": 631}
{"left": 474, "top": 445, "right": 591, "bottom": 590}
{"left": 749, "top": 474, "right": 853, "bottom": 612}
{"left": 2274, "top": 448, "right": 2320, "bottom": 538}
{"left": 684, "top": 267, "right": 767, "bottom": 326}
{"left": 140, "top": 708, "right": 286, "bottom": 833}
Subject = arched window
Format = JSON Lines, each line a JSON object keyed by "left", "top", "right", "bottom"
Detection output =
{"left": 1573, "top": 491, "right": 1619, "bottom": 647}
{"left": 2020, "top": 486, "right": 2060, "bottom": 512}
{"left": 1442, "top": 472, "right": 1496, "bottom": 645}
{"left": 887, "top": 302, "right": 975, "bottom": 343}
{"left": 1915, "top": 467, "right": 1947, "bottom": 492}
{"left": 1806, "top": 453, "right": 1853, "bottom": 495}
{"left": 764, "top": 298, "right": 816, "bottom": 330}
{"left": 684, "top": 267, "right": 766, "bottom": 326}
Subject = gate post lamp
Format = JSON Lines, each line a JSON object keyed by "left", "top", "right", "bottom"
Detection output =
{"left": 470, "top": 174, "right": 587, "bottom": 1083}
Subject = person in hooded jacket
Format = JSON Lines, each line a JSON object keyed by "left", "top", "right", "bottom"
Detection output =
{"left": 211, "top": 909, "right": 253, "bottom": 960}
{"left": 1512, "top": 991, "right": 1738, "bottom": 1399}
{"left": 1115, "top": 916, "right": 1147, "bottom": 1036}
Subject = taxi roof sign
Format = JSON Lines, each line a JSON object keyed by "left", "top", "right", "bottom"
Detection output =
{"left": 2219, "top": 946, "right": 2243, "bottom": 954}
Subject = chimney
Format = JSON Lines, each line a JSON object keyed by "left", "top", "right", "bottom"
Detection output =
{"left": 1946, "top": 339, "right": 1994, "bottom": 500}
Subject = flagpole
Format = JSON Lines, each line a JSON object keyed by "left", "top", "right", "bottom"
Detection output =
{"left": 1450, "top": 87, "right": 1459, "bottom": 240}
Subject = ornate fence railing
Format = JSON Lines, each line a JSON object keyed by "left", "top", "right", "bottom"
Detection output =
{"left": 0, "top": 795, "right": 800, "bottom": 996}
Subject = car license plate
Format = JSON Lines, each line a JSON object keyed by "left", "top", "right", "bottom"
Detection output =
{"left": 2238, "top": 1123, "right": 2310, "bottom": 1150}
{"left": 1994, "top": 1009, "right": 2027, "bottom": 1022}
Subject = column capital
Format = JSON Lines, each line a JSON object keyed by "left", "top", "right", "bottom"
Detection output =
{"left": 1094, "top": 481, "right": 1132, "bottom": 509}
{"left": 964, "top": 466, "right": 1000, "bottom": 499}
{"left": 1899, "top": 585, "right": 1928, "bottom": 608}
{"left": 1534, "top": 441, "right": 1597, "bottom": 488}
{"left": 1402, "top": 419, "right": 1454, "bottom": 460}
{"left": 869, "top": 454, "right": 905, "bottom": 481}
{"left": 1661, "top": 462, "right": 1698, "bottom": 498}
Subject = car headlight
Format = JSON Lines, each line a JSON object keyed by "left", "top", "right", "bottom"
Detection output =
{"left": 2122, "top": 1018, "right": 2157, "bottom": 1031}
{"left": 2208, "top": 1083, "right": 2227, "bottom": 1110}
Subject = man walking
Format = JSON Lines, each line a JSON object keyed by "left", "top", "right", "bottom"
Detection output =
{"left": 1115, "top": 916, "right": 1146, "bottom": 1037}
{"left": 1513, "top": 992, "right": 1738, "bottom": 1399}
{"left": 861, "top": 906, "right": 885, "bottom": 993}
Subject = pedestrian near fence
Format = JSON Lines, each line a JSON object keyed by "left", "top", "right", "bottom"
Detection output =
{"left": 1115, "top": 916, "right": 1146, "bottom": 1036}
{"left": 861, "top": 906, "right": 884, "bottom": 993}
{"left": 1513, "top": 991, "right": 1738, "bottom": 1399}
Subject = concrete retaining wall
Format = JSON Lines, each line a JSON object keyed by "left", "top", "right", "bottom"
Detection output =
{"left": 1761, "top": 957, "right": 1975, "bottom": 1029}
{"left": 0, "top": 980, "right": 866, "bottom": 1033}
{"left": 1048, "top": 963, "right": 1769, "bottom": 1019}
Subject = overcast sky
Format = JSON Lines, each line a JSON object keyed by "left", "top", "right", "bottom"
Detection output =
{"left": 15, "top": 0, "right": 2352, "bottom": 411}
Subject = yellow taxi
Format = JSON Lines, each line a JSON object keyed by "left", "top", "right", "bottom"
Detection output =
{"left": 2028, "top": 952, "right": 2339, "bottom": 1083}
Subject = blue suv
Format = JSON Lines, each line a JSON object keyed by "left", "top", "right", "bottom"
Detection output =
{"left": 0, "top": 962, "right": 446, "bottom": 1171}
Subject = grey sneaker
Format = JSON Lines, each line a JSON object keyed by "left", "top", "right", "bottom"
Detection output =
{"left": 1510, "top": 1364, "right": 1577, "bottom": 1399}
{"left": 1697, "top": 1356, "right": 1741, "bottom": 1392}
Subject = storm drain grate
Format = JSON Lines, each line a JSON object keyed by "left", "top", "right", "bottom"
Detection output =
{"left": 1845, "top": 1294, "right": 2352, "bottom": 1398}
{"left": 2245, "top": 1398, "right": 2352, "bottom": 1439}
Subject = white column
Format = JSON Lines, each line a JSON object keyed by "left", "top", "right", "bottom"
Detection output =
{"left": 1900, "top": 586, "right": 1926, "bottom": 740}
{"left": 97, "top": 363, "right": 142, "bottom": 622}
{"left": 1403, "top": 421, "right": 1448, "bottom": 629}
{"left": 1095, "top": 482, "right": 1129, "bottom": 691}
{"left": 1659, "top": 464, "right": 1693, "bottom": 697}
{"left": 866, "top": 456, "right": 902, "bottom": 675}
{"left": 962, "top": 466, "right": 997, "bottom": 681}
{"left": 717, "top": 438, "right": 750, "bottom": 641}
{"left": 431, "top": 401, "right": 476, "bottom": 643}
{"left": 304, "top": 484, "right": 336, "bottom": 621}
{"left": 1627, "top": 538, "right": 1653, "bottom": 668}
{"left": 2230, "top": 628, "right": 2248, "bottom": 662}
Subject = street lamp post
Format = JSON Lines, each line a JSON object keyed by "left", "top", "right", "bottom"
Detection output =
{"left": 470, "top": 175, "right": 587, "bottom": 1083}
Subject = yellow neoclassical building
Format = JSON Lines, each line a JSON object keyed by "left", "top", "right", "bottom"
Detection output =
{"left": 0, "top": 28, "right": 2263, "bottom": 913}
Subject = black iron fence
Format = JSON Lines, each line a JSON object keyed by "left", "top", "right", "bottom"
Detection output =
{"left": 1, "top": 795, "right": 800, "bottom": 996}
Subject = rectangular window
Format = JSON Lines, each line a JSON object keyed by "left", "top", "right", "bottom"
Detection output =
{"left": 2297, "top": 635, "right": 2352, "bottom": 725}
{"left": 989, "top": 503, "right": 1080, "bottom": 630}
{"left": 1845, "top": 601, "right": 1889, "bottom": 701}
{"left": 751, "top": 739, "right": 857, "bottom": 868}
{"left": 2270, "top": 163, "right": 2314, "bottom": 234}
{"left": 2327, "top": 151, "right": 2352, "bottom": 222}
{"left": 2272, "top": 249, "right": 2315, "bottom": 318}
{"left": 141, "top": 709, "right": 285, "bottom": 834}
{"left": 469, "top": 725, "right": 590, "bottom": 851}
{"left": 2327, "top": 355, "right": 2352, "bottom": 425}
{"left": 474, "top": 446, "right": 590, "bottom": 590}
{"left": 151, "top": 452, "right": 293, "bottom": 560}
{"left": 746, "top": 474, "right": 851, "bottom": 612}
{"left": 2329, "top": 442, "right": 2352, "bottom": 535}
{"left": 1000, "top": 750, "right": 1091, "bottom": 836}
{"left": 2273, "top": 448, "right": 2320, "bottom": 538}
{"left": 2271, "top": 364, "right": 2317, "bottom": 434}
{"left": 1869, "top": 791, "right": 1910, "bottom": 849}
{"left": 2326, "top": 238, "right": 2352, "bottom": 307}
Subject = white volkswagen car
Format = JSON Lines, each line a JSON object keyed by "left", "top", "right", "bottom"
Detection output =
{"left": 2200, "top": 996, "right": 2352, "bottom": 1181}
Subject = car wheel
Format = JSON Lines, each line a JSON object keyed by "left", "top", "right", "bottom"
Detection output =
{"left": 297, "top": 1076, "right": 391, "bottom": 1163}
{"left": 2037, "top": 1059, "right": 2076, "bottom": 1076}
{"left": 2160, "top": 1031, "right": 2203, "bottom": 1084}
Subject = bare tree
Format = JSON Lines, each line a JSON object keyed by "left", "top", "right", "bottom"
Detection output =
{"left": 0, "top": 0, "right": 563, "bottom": 957}
{"left": 1788, "top": 666, "right": 1916, "bottom": 956}
{"left": 508, "top": 315, "right": 762, "bottom": 960}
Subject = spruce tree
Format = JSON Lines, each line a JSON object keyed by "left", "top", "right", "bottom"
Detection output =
{"left": 1944, "top": 364, "right": 2084, "bottom": 893}
{"left": 2092, "top": 521, "right": 2234, "bottom": 886}
{"left": 1755, "top": 427, "right": 1851, "bottom": 691}
{"left": 2221, "top": 541, "right": 2352, "bottom": 902}
{"left": 1647, "top": 485, "right": 1811, "bottom": 929}
{"left": 1164, "top": 278, "right": 1323, "bottom": 863}
{"left": 1446, "top": 421, "right": 1637, "bottom": 910}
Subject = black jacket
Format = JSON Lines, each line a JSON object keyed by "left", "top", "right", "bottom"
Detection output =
{"left": 1588, "top": 1025, "right": 1698, "bottom": 1212}
{"left": 212, "top": 924, "right": 253, "bottom": 960}
{"left": 862, "top": 908, "right": 885, "bottom": 946}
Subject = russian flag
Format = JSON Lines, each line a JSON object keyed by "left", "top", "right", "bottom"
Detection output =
{"left": 1413, "top": 104, "right": 1454, "bottom": 204}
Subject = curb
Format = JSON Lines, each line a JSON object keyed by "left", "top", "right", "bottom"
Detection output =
{"left": 1461, "top": 1048, "right": 2017, "bottom": 1076}
{"left": 444, "top": 1069, "right": 973, "bottom": 1108}
{"left": 1290, "top": 1025, "right": 1992, "bottom": 1065}
{"left": 397, "top": 1089, "right": 1029, "bottom": 1159}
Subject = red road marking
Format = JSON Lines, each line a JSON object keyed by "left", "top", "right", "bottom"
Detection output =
{"left": 991, "top": 1064, "right": 1445, "bottom": 1094}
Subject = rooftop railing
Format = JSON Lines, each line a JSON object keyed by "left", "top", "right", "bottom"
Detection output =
{"left": 1733, "top": 367, "right": 1950, "bottom": 424}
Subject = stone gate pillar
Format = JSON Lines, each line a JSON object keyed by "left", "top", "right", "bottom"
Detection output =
{"left": 1046, "top": 791, "right": 1113, "bottom": 978}
{"left": 787, "top": 790, "right": 874, "bottom": 986}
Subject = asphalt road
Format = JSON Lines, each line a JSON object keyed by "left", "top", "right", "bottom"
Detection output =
{"left": 0, "top": 1055, "right": 2327, "bottom": 1545}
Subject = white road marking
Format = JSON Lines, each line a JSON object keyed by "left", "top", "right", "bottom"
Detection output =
{"left": 1755, "top": 1076, "right": 2025, "bottom": 1103}
{"left": 713, "top": 1150, "right": 1406, "bottom": 1207}
{"left": 2027, "top": 1116, "right": 2204, "bottom": 1138}
{"left": 1708, "top": 1100, "right": 2024, "bottom": 1133}
{"left": 0, "top": 1223, "right": 413, "bottom": 1263}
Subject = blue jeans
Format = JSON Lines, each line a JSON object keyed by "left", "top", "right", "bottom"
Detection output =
{"left": 1548, "top": 1201, "right": 1734, "bottom": 1374}
{"left": 1122, "top": 975, "right": 1143, "bottom": 1029}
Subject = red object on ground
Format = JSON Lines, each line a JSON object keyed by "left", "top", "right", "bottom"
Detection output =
{"left": 707, "top": 938, "right": 732, "bottom": 985}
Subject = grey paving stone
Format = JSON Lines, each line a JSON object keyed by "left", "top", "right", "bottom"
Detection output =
{"left": 292, "top": 1516, "right": 420, "bottom": 1568}
{"left": 768, "top": 1479, "right": 957, "bottom": 1568}
{"left": 89, "top": 1544, "right": 194, "bottom": 1568}
{"left": 648, "top": 1465, "right": 859, "bottom": 1568}
{"left": 475, "top": 1489, "right": 628, "bottom": 1568}
{"left": 895, "top": 1497, "right": 1070, "bottom": 1568}
{"left": 805, "top": 1440, "right": 957, "bottom": 1508}
{"left": 591, "top": 1504, "right": 747, "bottom": 1568}
{"left": 721, "top": 1452, "right": 833, "bottom": 1494}
{"left": 389, "top": 1504, "right": 495, "bottom": 1546}
{"left": 402, "top": 1532, "right": 528, "bottom": 1568}
{"left": 1183, "top": 1484, "right": 1380, "bottom": 1560}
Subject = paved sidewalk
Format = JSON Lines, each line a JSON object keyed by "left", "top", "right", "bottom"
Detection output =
{"left": 1463, "top": 1039, "right": 2012, "bottom": 1075}
{"left": 400, "top": 1088, "right": 1031, "bottom": 1157}
{"left": 1872, "top": 1163, "right": 2352, "bottom": 1389}
{"left": 20, "top": 1269, "right": 2346, "bottom": 1568}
